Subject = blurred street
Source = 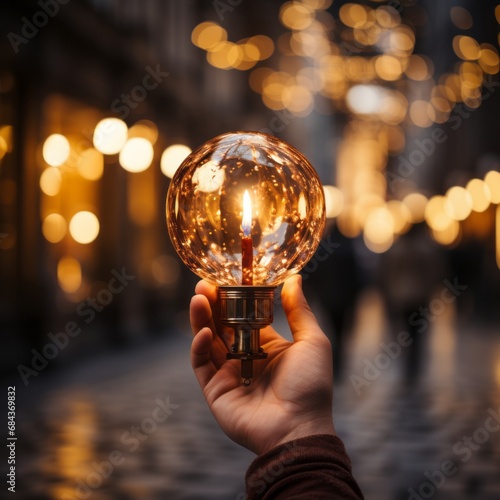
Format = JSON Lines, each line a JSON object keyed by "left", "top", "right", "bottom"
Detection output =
{"left": 7, "top": 287, "right": 500, "bottom": 500}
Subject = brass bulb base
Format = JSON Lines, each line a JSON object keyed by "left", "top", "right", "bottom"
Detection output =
{"left": 218, "top": 286, "right": 276, "bottom": 384}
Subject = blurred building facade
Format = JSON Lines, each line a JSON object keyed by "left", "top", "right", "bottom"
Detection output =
{"left": 1, "top": 0, "right": 500, "bottom": 375}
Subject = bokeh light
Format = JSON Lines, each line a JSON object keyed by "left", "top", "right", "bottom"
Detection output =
{"left": 466, "top": 178, "right": 491, "bottom": 213}
{"left": 57, "top": 256, "right": 82, "bottom": 294}
{"left": 93, "top": 118, "right": 128, "bottom": 155}
{"left": 40, "top": 167, "right": 62, "bottom": 196}
{"left": 42, "top": 213, "right": 67, "bottom": 243}
{"left": 160, "top": 144, "right": 192, "bottom": 178}
{"left": 402, "top": 192, "right": 428, "bottom": 224}
{"left": 323, "top": 185, "right": 344, "bottom": 218}
{"left": 405, "top": 55, "right": 433, "bottom": 81}
{"left": 69, "top": 211, "right": 100, "bottom": 244}
{"left": 280, "top": 2, "right": 313, "bottom": 31}
{"left": 450, "top": 6, "right": 473, "bottom": 30}
{"left": 128, "top": 120, "right": 159, "bottom": 144}
{"left": 453, "top": 35, "right": 480, "bottom": 61}
{"left": 42, "top": 134, "right": 70, "bottom": 167}
{"left": 192, "top": 22, "right": 227, "bottom": 50}
{"left": 247, "top": 35, "right": 274, "bottom": 60}
{"left": 386, "top": 200, "right": 411, "bottom": 234}
{"left": 346, "top": 85, "right": 385, "bottom": 115}
{"left": 77, "top": 148, "right": 104, "bottom": 181}
{"left": 431, "top": 218, "right": 461, "bottom": 246}
{"left": 119, "top": 138, "right": 154, "bottom": 173}
{"left": 445, "top": 186, "right": 472, "bottom": 221}
{"left": 363, "top": 206, "right": 394, "bottom": 253}
{"left": 0, "top": 125, "right": 13, "bottom": 156}
{"left": 484, "top": 170, "right": 500, "bottom": 204}
{"left": 425, "top": 195, "right": 452, "bottom": 231}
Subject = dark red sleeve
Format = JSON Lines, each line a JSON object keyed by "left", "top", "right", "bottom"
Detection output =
{"left": 245, "top": 434, "right": 364, "bottom": 499}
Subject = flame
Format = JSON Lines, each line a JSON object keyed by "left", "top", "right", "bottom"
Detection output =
{"left": 242, "top": 190, "right": 252, "bottom": 237}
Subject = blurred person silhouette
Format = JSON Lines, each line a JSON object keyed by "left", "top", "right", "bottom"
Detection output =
{"left": 446, "top": 234, "right": 485, "bottom": 323}
{"left": 302, "top": 223, "right": 365, "bottom": 382}
{"left": 377, "top": 223, "right": 445, "bottom": 386}
{"left": 189, "top": 275, "right": 364, "bottom": 500}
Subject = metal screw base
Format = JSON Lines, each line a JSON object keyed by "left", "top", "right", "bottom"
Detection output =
{"left": 218, "top": 286, "right": 275, "bottom": 384}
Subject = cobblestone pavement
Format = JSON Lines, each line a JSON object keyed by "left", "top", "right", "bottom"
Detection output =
{"left": 6, "top": 291, "right": 500, "bottom": 500}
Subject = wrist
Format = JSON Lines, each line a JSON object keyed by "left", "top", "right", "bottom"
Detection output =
{"left": 264, "top": 414, "right": 335, "bottom": 455}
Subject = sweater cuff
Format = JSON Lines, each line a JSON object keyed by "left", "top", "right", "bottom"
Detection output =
{"left": 245, "top": 434, "right": 364, "bottom": 500}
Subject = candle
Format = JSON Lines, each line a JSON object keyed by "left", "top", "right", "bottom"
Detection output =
{"left": 242, "top": 190, "right": 253, "bottom": 285}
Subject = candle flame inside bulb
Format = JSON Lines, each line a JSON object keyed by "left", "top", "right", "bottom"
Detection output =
{"left": 242, "top": 190, "right": 252, "bottom": 237}
{"left": 166, "top": 131, "right": 326, "bottom": 287}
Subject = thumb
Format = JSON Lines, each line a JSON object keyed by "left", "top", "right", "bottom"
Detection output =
{"left": 281, "top": 274, "right": 325, "bottom": 343}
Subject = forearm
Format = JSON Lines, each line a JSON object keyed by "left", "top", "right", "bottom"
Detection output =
{"left": 245, "top": 434, "right": 364, "bottom": 500}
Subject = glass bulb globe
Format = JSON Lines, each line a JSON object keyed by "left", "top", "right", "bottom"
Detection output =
{"left": 166, "top": 131, "right": 325, "bottom": 286}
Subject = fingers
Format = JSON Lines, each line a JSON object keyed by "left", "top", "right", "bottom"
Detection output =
{"left": 195, "top": 280, "right": 217, "bottom": 305}
{"left": 281, "top": 274, "right": 326, "bottom": 343}
{"left": 189, "top": 293, "right": 215, "bottom": 337}
{"left": 191, "top": 327, "right": 218, "bottom": 389}
{"left": 189, "top": 291, "right": 228, "bottom": 365}
{"left": 189, "top": 294, "right": 224, "bottom": 388}
{"left": 193, "top": 280, "right": 232, "bottom": 351}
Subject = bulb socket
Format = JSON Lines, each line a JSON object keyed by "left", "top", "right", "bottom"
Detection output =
{"left": 218, "top": 286, "right": 276, "bottom": 382}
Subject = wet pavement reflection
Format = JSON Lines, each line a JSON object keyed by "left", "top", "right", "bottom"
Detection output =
{"left": 10, "top": 290, "right": 500, "bottom": 499}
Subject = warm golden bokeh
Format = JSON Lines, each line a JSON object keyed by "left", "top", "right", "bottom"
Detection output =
{"left": 69, "top": 211, "right": 100, "bottom": 244}
{"left": 43, "top": 134, "right": 71, "bottom": 167}
{"left": 119, "top": 137, "right": 154, "bottom": 173}
{"left": 57, "top": 256, "right": 82, "bottom": 294}
{"left": 31, "top": 0, "right": 500, "bottom": 300}
{"left": 42, "top": 213, "right": 67, "bottom": 244}
{"left": 93, "top": 118, "right": 128, "bottom": 155}
{"left": 161, "top": 144, "right": 192, "bottom": 178}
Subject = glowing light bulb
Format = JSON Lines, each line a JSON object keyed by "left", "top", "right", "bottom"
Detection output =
{"left": 166, "top": 131, "right": 325, "bottom": 383}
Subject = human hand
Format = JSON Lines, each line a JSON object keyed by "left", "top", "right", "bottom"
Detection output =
{"left": 189, "top": 274, "right": 335, "bottom": 455}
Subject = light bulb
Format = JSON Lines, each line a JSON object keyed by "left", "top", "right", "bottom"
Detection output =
{"left": 166, "top": 131, "right": 325, "bottom": 383}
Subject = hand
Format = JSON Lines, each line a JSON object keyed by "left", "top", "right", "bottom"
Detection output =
{"left": 189, "top": 274, "right": 335, "bottom": 455}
